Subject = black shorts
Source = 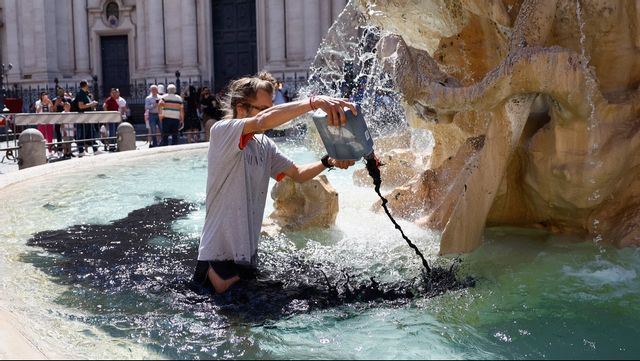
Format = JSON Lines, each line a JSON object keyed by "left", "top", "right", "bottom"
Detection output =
{"left": 192, "top": 260, "right": 257, "bottom": 289}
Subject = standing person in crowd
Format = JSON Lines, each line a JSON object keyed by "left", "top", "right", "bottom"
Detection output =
{"left": 60, "top": 100, "right": 75, "bottom": 159}
{"left": 200, "top": 87, "right": 224, "bottom": 123}
{"left": 272, "top": 81, "right": 287, "bottom": 105}
{"left": 35, "top": 92, "right": 55, "bottom": 154}
{"left": 144, "top": 85, "right": 162, "bottom": 147}
{"left": 102, "top": 88, "right": 122, "bottom": 151}
{"left": 116, "top": 89, "right": 128, "bottom": 120}
{"left": 143, "top": 108, "right": 152, "bottom": 145}
{"left": 281, "top": 81, "right": 293, "bottom": 102}
{"left": 88, "top": 90, "right": 101, "bottom": 153}
{"left": 114, "top": 89, "right": 128, "bottom": 148}
{"left": 74, "top": 80, "right": 98, "bottom": 157}
{"left": 158, "top": 84, "right": 184, "bottom": 146}
{"left": 199, "top": 86, "right": 224, "bottom": 141}
{"left": 192, "top": 72, "right": 356, "bottom": 294}
{"left": 183, "top": 85, "right": 201, "bottom": 143}
{"left": 52, "top": 87, "right": 68, "bottom": 154}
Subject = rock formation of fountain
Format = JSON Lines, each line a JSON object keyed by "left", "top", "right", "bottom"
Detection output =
{"left": 265, "top": 175, "right": 339, "bottom": 233}
{"left": 312, "top": 0, "right": 640, "bottom": 254}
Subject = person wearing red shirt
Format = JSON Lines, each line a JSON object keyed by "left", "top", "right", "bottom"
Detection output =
{"left": 102, "top": 88, "right": 120, "bottom": 151}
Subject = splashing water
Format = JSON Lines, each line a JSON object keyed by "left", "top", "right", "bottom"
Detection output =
{"left": 364, "top": 153, "right": 477, "bottom": 294}
{"left": 302, "top": 10, "right": 407, "bottom": 138}
{"left": 298, "top": 3, "right": 473, "bottom": 293}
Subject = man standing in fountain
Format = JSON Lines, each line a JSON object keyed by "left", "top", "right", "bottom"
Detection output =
{"left": 193, "top": 72, "right": 357, "bottom": 294}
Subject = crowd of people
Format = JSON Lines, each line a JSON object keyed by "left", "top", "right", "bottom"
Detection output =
{"left": 30, "top": 80, "right": 126, "bottom": 158}
{"left": 28, "top": 79, "right": 294, "bottom": 159}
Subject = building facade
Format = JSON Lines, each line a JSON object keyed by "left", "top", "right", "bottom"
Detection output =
{"left": 0, "top": 0, "right": 347, "bottom": 100}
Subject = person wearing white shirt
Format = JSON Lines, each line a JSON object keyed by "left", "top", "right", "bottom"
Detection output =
{"left": 60, "top": 101, "right": 75, "bottom": 158}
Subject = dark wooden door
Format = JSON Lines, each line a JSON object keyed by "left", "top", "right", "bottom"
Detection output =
{"left": 212, "top": 0, "right": 257, "bottom": 92}
{"left": 100, "top": 35, "right": 130, "bottom": 98}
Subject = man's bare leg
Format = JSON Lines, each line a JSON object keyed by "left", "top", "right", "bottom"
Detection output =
{"left": 207, "top": 267, "right": 240, "bottom": 294}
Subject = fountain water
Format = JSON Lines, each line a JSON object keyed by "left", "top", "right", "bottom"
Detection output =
{"left": 2, "top": 146, "right": 639, "bottom": 358}
{"left": 2, "top": 0, "right": 640, "bottom": 358}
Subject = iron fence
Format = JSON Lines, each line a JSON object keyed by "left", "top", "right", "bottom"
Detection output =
{"left": 3, "top": 70, "right": 310, "bottom": 116}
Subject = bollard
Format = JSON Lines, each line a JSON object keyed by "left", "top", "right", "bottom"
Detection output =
{"left": 204, "top": 118, "right": 216, "bottom": 142}
{"left": 17, "top": 128, "right": 47, "bottom": 170}
{"left": 117, "top": 122, "right": 136, "bottom": 151}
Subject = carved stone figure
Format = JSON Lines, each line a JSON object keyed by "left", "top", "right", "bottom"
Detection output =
{"left": 351, "top": 0, "right": 640, "bottom": 253}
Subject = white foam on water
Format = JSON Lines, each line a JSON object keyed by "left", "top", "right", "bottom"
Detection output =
{"left": 562, "top": 260, "right": 637, "bottom": 286}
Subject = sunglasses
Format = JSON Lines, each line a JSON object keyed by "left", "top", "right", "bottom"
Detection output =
{"left": 243, "top": 103, "right": 270, "bottom": 112}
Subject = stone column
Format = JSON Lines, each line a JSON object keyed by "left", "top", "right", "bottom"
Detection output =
{"left": 320, "top": 1, "right": 332, "bottom": 32}
{"left": 41, "top": 0, "right": 59, "bottom": 75}
{"left": 146, "top": 0, "right": 165, "bottom": 72}
{"left": 3, "top": 0, "right": 21, "bottom": 80}
{"left": 266, "top": 0, "right": 286, "bottom": 66}
{"left": 135, "top": 0, "right": 147, "bottom": 72}
{"left": 285, "top": 0, "right": 304, "bottom": 60}
{"left": 164, "top": 1, "right": 181, "bottom": 67}
{"left": 304, "top": 0, "right": 321, "bottom": 62}
{"left": 19, "top": 1, "right": 37, "bottom": 72}
{"left": 73, "top": 0, "right": 91, "bottom": 76}
{"left": 55, "top": 0, "right": 74, "bottom": 76}
{"left": 181, "top": 0, "right": 198, "bottom": 73}
{"left": 32, "top": 0, "right": 50, "bottom": 74}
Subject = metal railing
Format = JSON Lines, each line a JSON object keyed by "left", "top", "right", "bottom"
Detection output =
{"left": 3, "top": 71, "right": 311, "bottom": 114}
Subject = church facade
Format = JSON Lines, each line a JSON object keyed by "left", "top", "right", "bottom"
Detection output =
{"left": 0, "top": 0, "right": 347, "bottom": 98}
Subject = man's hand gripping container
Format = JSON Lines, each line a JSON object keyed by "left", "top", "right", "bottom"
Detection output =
{"left": 311, "top": 104, "right": 374, "bottom": 161}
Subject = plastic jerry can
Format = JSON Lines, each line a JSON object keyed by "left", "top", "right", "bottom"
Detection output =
{"left": 311, "top": 104, "right": 374, "bottom": 161}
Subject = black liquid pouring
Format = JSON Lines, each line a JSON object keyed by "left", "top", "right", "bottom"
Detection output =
{"left": 364, "top": 152, "right": 432, "bottom": 275}
{"left": 312, "top": 105, "right": 432, "bottom": 274}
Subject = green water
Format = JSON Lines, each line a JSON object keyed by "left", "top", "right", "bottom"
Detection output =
{"left": 0, "top": 142, "right": 638, "bottom": 359}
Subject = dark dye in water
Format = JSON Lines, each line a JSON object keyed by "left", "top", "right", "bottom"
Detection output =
{"left": 365, "top": 154, "right": 475, "bottom": 294}
{"left": 23, "top": 198, "right": 473, "bottom": 356}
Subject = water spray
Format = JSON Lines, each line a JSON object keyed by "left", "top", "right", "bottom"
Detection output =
{"left": 313, "top": 105, "right": 432, "bottom": 275}
{"left": 364, "top": 152, "right": 432, "bottom": 274}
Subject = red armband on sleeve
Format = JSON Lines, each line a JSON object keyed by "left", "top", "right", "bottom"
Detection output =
{"left": 276, "top": 172, "right": 286, "bottom": 182}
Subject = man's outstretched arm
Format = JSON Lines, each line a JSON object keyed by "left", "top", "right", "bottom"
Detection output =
{"left": 282, "top": 158, "right": 355, "bottom": 183}
{"left": 242, "top": 96, "right": 357, "bottom": 135}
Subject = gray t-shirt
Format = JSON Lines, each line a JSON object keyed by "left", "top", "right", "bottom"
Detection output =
{"left": 198, "top": 119, "right": 294, "bottom": 266}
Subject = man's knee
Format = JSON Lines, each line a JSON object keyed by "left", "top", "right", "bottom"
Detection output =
{"left": 207, "top": 267, "right": 240, "bottom": 294}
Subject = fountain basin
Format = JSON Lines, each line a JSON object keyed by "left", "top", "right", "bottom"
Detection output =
{"left": 0, "top": 139, "right": 639, "bottom": 358}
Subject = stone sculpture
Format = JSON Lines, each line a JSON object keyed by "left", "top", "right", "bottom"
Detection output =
{"left": 267, "top": 175, "right": 339, "bottom": 232}
{"left": 351, "top": 0, "right": 640, "bottom": 253}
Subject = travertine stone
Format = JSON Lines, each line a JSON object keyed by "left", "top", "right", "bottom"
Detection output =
{"left": 267, "top": 175, "right": 339, "bottom": 231}
{"left": 17, "top": 129, "right": 46, "bottom": 170}
{"left": 355, "top": 0, "right": 640, "bottom": 253}
{"left": 117, "top": 122, "right": 136, "bottom": 152}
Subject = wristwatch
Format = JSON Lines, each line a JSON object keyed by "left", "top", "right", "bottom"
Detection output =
{"left": 321, "top": 154, "right": 333, "bottom": 169}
